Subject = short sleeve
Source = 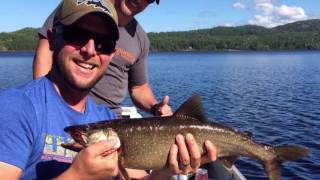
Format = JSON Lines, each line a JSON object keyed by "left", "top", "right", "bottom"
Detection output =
{"left": 0, "top": 91, "right": 37, "bottom": 170}
{"left": 128, "top": 26, "right": 150, "bottom": 85}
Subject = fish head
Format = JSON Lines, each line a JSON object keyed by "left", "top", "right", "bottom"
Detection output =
{"left": 85, "top": 128, "right": 121, "bottom": 149}
{"left": 64, "top": 124, "right": 121, "bottom": 149}
{"left": 64, "top": 124, "right": 90, "bottom": 146}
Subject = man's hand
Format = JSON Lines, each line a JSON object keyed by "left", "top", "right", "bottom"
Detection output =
{"left": 169, "top": 134, "right": 216, "bottom": 174}
{"left": 153, "top": 96, "right": 173, "bottom": 117}
{"left": 56, "top": 139, "right": 119, "bottom": 180}
{"left": 148, "top": 133, "right": 217, "bottom": 179}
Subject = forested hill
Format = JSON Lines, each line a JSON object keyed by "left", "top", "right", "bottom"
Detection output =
{"left": 149, "top": 19, "right": 320, "bottom": 51}
{"left": 1, "top": 19, "right": 320, "bottom": 51}
{"left": 0, "top": 28, "right": 39, "bottom": 51}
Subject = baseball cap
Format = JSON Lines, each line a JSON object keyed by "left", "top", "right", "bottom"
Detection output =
{"left": 54, "top": 0, "right": 119, "bottom": 40}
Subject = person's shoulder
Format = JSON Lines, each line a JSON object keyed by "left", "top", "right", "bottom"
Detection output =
{"left": 0, "top": 77, "right": 49, "bottom": 107}
{"left": 132, "top": 19, "right": 150, "bottom": 50}
{"left": 135, "top": 20, "right": 147, "bottom": 34}
{"left": 135, "top": 19, "right": 148, "bottom": 38}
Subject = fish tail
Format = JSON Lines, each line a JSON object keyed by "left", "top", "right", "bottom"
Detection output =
{"left": 262, "top": 145, "right": 310, "bottom": 180}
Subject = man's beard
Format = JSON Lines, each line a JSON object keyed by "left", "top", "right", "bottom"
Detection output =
{"left": 52, "top": 52, "right": 104, "bottom": 92}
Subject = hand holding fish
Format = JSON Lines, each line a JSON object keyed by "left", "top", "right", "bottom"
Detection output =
{"left": 147, "top": 134, "right": 217, "bottom": 179}
{"left": 172, "top": 134, "right": 216, "bottom": 174}
{"left": 57, "top": 140, "right": 119, "bottom": 180}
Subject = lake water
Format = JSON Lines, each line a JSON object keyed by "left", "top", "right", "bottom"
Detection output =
{"left": 0, "top": 51, "right": 319, "bottom": 179}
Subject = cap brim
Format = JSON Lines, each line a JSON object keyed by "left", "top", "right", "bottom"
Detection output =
{"left": 60, "top": 11, "right": 119, "bottom": 41}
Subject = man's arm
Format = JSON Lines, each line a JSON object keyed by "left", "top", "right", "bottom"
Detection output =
{"left": 32, "top": 36, "right": 53, "bottom": 79}
{"left": 130, "top": 83, "right": 172, "bottom": 116}
{"left": 0, "top": 162, "right": 22, "bottom": 180}
{"left": 33, "top": 3, "right": 57, "bottom": 80}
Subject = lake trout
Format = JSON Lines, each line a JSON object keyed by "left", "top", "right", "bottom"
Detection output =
{"left": 64, "top": 95, "right": 310, "bottom": 180}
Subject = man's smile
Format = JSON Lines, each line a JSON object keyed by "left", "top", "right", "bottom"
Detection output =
{"left": 74, "top": 59, "right": 97, "bottom": 70}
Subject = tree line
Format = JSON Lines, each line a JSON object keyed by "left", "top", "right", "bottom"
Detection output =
{"left": 1, "top": 19, "right": 320, "bottom": 51}
{"left": 149, "top": 19, "right": 320, "bottom": 51}
{"left": 0, "top": 28, "right": 39, "bottom": 51}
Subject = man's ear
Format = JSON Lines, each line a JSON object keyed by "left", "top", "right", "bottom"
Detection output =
{"left": 47, "top": 28, "right": 55, "bottom": 51}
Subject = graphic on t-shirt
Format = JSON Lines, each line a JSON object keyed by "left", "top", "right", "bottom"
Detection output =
{"left": 115, "top": 48, "right": 135, "bottom": 64}
{"left": 41, "top": 133, "right": 77, "bottom": 163}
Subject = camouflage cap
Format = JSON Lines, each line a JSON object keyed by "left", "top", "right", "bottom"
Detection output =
{"left": 54, "top": 0, "right": 119, "bottom": 40}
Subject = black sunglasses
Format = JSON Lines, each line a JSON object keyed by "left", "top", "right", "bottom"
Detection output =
{"left": 147, "top": 0, "right": 158, "bottom": 4}
{"left": 57, "top": 25, "right": 116, "bottom": 54}
{"left": 147, "top": 0, "right": 155, "bottom": 3}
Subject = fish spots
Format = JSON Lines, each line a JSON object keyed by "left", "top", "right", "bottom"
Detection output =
{"left": 263, "top": 145, "right": 272, "bottom": 151}
{"left": 125, "top": 126, "right": 164, "bottom": 132}
{"left": 178, "top": 125, "right": 226, "bottom": 132}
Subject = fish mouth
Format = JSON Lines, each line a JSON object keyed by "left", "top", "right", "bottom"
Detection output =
{"left": 64, "top": 124, "right": 88, "bottom": 134}
{"left": 64, "top": 125, "right": 90, "bottom": 146}
{"left": 64, "top": 125, "right": 121, "bottom": 149}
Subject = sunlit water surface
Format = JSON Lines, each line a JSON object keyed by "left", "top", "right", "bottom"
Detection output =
{"left": 1, "top": 51, "right": 319, "bottom": 179}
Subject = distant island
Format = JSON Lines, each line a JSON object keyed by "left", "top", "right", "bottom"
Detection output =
{"left": 1, "top": 19, "right": 320, "bottom": 51}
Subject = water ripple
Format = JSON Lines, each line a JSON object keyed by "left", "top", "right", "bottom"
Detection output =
{"left": 2, "top": 51, "right": 320, "bottom": 179}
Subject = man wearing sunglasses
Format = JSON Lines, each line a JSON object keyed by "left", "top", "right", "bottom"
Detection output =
{"left": 33, "top": 0, "right": 173, "bottom": 118}
{"left": 0, "top": 0, "right": 121, "bottom": 179}
{"left": 0, "top": 0, "right": 217, "bottom": 179}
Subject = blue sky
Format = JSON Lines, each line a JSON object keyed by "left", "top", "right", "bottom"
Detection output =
{"left": 0, "top": 0, "right": 319, "bottom": 33}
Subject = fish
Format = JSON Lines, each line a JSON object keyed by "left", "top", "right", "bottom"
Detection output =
{"left": 64, "top": 94, "right": 310, "bottom": 180}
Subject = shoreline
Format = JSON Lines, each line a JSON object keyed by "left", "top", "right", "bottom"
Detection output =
{"left": 0, "top": 51, "right": 35, "bottom": 56}
{"left": 1, "top": 49, "right": 320, "bottom": 55}
{"left": 0, "top": 50, "right": 35, "bottom": 53}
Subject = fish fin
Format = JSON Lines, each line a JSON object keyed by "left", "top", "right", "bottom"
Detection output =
{"left": 261, "top": 143, "right": 272, "bottom": 147}
{"left": 241, "top": 131, "right": 253, "bottom": 139}
{"left": 218, "top": 156, "right": 238, "bottom": 169}
{"left": 173, "top": 94, "right": 208, "bottom": 122}
{"left": 262, "top": 159, "right": 281, "bottom": 180}
{"left": 262, "top": 145, "right": 310, "bottom": 180}
{"left": 274, "top": 144, "right": 310, "bottom": 162}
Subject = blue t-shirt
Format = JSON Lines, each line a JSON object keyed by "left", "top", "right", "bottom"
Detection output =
{"left": 0, "top": 76, "right": 117, "bottom": 179}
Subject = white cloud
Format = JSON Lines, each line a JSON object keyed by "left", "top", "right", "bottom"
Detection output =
{"left": 223, "top": 23, "right": 235, "bottom": 27}
{"left": 254, "top": 0, "right": 272, "bottom": 3}
{"left": 248, "top": 1, "right": 308, "bottom": 27}
{"left": 275, "top": 5, "right": 307, "bottom": 20}
{"left": 233, "top": 2, "right": 246, "bottom": 10}
{"left": 249, "top": 15, "right": 280, "bottom": 27}
{"left": 255, "top": 3, "right": 274, "bottom": 15}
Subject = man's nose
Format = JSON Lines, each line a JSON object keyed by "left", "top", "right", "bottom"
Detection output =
{"left": 80, "top": 38, "right": 97, "bottom": 57}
